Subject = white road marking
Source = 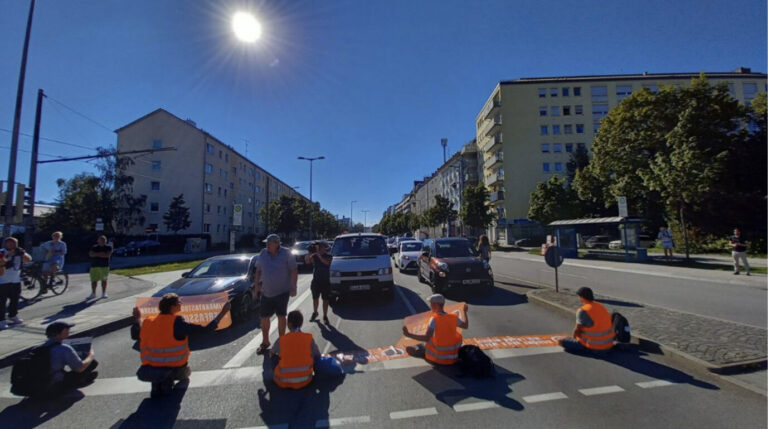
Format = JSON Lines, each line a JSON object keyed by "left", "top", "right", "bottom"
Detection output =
{"left": 389, "top": 407, "right": 438, "bottom": 419}
{"left": 453, "top": 401, "right": 499, "bottom": 412}
{"left": 522, "top": 392, "right": 568, "bottom": 403}
{"left": 488, "top": 346, "right": 563, "bottom": 359}
{"left": 315, "top": 415, "right": 371, "bottom": 427}
{"left": 636, "top": 380, "right": 676, "bottom": 389}
{"left": 578, "top": 385, "right": 625, "bottom": 396}
{"left": 224, "top": 279, "right": 313, "bottom": 368}
{"left": 394, "top": 281, "right": 417, "bottom": 315}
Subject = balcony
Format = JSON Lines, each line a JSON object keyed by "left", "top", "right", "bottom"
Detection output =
{"left": 485, "top": 171, "right": 504, "bottom": 186}
{"left": 483, "top": 132, "right": 503, "bottom": 152}
{"left": 484, "top": 99, "right": 501, "bottom": 120}
{"left": 489, "top": 190, "right": 504, "bottom": 204}
{"left": 486, "top": 151, "right": 503, "bottom": 170}
{"left": 478, "top": 114, "right": 502, "bottom": 138}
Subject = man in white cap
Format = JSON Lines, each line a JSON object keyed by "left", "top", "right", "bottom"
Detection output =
{"left": 402, "top": 294, "right": 468, "bottom": 365}
{"left": 253, "top": 234, "right": 298, "bottom": 355}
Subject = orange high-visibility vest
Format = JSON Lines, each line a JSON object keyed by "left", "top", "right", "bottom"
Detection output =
{"left": 425, "top": 312, "right": 463, "bottom": 365}
{"left": 577, "top": 302, "right": 615, "bottom": 351}
{"left": 139, "top": 314, "right": 190, "bottom": 367}
{"left": 274, "top": 332, "right": 314, "bottom": 389}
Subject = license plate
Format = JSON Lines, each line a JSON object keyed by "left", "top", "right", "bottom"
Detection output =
{"left": 462, "top": 279, "right": 481, "bottom": 285}
{"left": 349, "top": 284, "right": 370, "bottom": 291}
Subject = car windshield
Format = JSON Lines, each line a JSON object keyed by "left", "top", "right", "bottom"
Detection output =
{"left": 187, "top": 258, "right": 251, "bottom": 278}
{"left": 332, "top": 236, "right": 388, "bottom": 257}
{"left": 401, "top": 242, "right": 422, "bottom": 251}
{"left": 293, "top": 242, "right": 312, "bottom": 250}
{"left": 434, "top": 241, "right": 478, "bottom": 258}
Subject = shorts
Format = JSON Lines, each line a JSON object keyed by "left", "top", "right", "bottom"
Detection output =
{"left": 311, "top": 280, "right": 330, "bottom": 300}
{"left": 43, "top": 257, "right": 65, "bottom": 272}
{"left": 89, "top": 266, "right": 110, "bottom": 282}
{"left": 260, "top": 292, "right": 290, "bottom": 318}
{"left": 661, "top": 241, "right": 674, "bottom": 249}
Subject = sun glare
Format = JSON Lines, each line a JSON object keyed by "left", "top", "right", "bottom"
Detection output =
{"left": 232, "top": 11, "right": 262, "bottom": 43}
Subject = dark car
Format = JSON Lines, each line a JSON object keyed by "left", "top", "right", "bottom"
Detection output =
{"left": 113, "top": 240, "right": 161, "bottom": 257}
{"left": 417, "top": 238, "right": 493, "bottom": 294}
{"left": 152, "top": 254, "right": 259, "bottom": 323}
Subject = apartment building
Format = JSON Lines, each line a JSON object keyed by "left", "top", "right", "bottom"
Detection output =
{"left": 115, "top": 109, "right": 306, "bottom": 244}
{"left": 475, "top": 67, "right": 767, "bottom": 243}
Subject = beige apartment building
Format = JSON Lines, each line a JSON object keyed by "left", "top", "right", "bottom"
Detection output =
{"left": 116, "top": 109, "right": 305, "bottom": 244}
{"left": 475, "top": 67, "right": 767, "bottom": 244}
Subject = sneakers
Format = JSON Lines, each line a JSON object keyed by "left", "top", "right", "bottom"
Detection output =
{"left": 746, "top": 272, "right": 751, "bottom": 276}
{"left": 310, "top": 312, "right": 319, "bottom": 322}
{"left": 9, "top": 316, "right": 23, "bottom": 325}
{"left": 256, "top": 343, "right": 271, "bottom": 355}
{"left": 102, "top": 292, "right": 109, "bottom": 299}
{"left": 86, "top": 293, "right": 96, "bottom": 300}
{"left": 733, "top": 272, "right": 740, "bottom": 275}
{"left": 0, "top": 321, "right": 7, "bottom": 330}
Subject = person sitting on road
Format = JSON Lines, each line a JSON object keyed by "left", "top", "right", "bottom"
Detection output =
{"left": 402, "top": 294, "right": 468, "bottom": 365}
{"left": 131, "top": 293, "right": 231, "bottom": 397}
{"left": 270, "top": 310, "right": 320, "bottom": 389}
{"left": 44, "top": 321, "right": 99, "bottom": 394}
{"left": 558, "top": 287, "right": 615, "bottom": 353}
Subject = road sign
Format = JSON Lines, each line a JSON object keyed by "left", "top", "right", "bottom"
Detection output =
{"left": 618, "top": 196, "right": 628, "bottom": 218}
{"left": 95, "top": 217, "right": 104, "bottom": 231}
{"left": 545, "top": 246, "right": 564, "bottom": 268}
{"left": 233, "top": 204, "right": 243, "bottom": 226}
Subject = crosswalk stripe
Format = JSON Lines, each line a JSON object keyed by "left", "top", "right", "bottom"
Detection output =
{"left": 453, "top": 401, "right": 499, "bottom": 412}
{"left": 489, "top": 346, "right": 563, "bottom": 359}
{"left": 315, "top": 415, "right": 371, "bottom": 427}
{"left": 523, "top": 392, "right": 568, "bottom": 403}
{"left": 636, "top": 380, "right": 675, "bottom": 389}
{"left": 389, "top": 407, "right": 438, "bottom": 419}
{"left": 578, "top": 385, "right": 625, "bottom": 396}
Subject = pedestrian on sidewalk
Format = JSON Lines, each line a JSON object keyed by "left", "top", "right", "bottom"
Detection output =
{"left": 658, "top": 226, "right": 674, "bottom": 260}
{"left": 42, "top": 231, "right": 67, "bottom": 283}
{"left": 253, "top": 234, "right": 298, "bottom": 355}
{"left": 132, "top": 293, "right": 231, "bottom": 397}
{"left": 0, "top": 237, "right": 31, "bottom": 329}
{"left": 558, "top": 287, "right": 615, "bottom": 354}
{"left": 730, "top": 228, "right": 750, "bottom": 276}
{"left": 87, "top": 235, "right": 113, "bottom": 300}
{"left": 402, "top": 294, "right": 468, "bottom": 365}
{"left": 477, "top": 235, "right": 492, "bottom": 263}
{"left": 44, "top": 321, "right": 99, "bottom": 394}
{"left": 305, "top": 241, "right": 332, "bottom": 324}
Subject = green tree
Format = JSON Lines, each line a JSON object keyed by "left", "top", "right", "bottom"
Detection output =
{"left": 260, "top": 195, "right": 300, "bottom": 236}
{"left": 432, "top": 195, "right": 457, "bottom": 234}
{"left": 162, "top": 194, "right": 191, "bottom": 233}
{"left": 528, "top": 176, "right": 582, "bottom": 225}
{"left": 460, "top": 184, "right": 495, "bottom": 231}
{"left": 565, "top": 146, "right": 590, "bottom": 184}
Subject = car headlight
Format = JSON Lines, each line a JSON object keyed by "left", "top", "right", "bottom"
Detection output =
{"left": 330, "top": 270, "right": 341, "bottom": 277}
{"left": 437, "top": 262, "right": 449, "bottom": 272}
{"left": 378, "top": 267, "right": 392, "bottom": 275}
{"left": 404, "top": 255, "right": 410, "bottom": 260}
{"left": 291, "top": 249, "right": 299, "bottom": 255}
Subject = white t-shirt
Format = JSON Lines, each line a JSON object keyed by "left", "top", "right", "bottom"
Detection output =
{"left": 0, "top": 249, "right": 24, "bottom": 284}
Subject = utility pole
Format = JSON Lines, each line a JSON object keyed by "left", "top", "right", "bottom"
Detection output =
{"left": 350, "top": 200, "right": 357, "bottom": 230}
{"left": 298, "top": 156, "right": 324, "bottom": 238}
{"left": 24, "top": 88, "right": 44, "bottom": 248}
{"left": 3, "top": 0, "right": 36, "bottom": 238}
{"left": 361, "top": 209, "right": 369, "bottom": 232}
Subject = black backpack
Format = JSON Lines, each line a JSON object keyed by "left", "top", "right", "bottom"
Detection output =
{"left": 457, "top": 345, "right": 495, "bottom": 378}
{"left": 612, "top": 312, "right": 631, "bottom": 343}
{"left": 11, "top": 345, "right": 53, "bottom": 397}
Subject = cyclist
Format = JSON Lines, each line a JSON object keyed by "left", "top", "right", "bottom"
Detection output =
{"left": 0, "top": 237, "right": 32, "bottom": 329}
{"left": 41, "top": 231, "right": 67, "bottom": 288}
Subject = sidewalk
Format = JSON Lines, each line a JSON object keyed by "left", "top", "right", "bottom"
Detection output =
{"left": 528, "top": 288, "right": 767, "bottom": 395}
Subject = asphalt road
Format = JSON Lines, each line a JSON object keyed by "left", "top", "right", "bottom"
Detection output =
{"left": 0, "top": 268, "right": 765, "bottom": 428}
{"left": 491, "top": 252, "right": 768, "bottom": 328}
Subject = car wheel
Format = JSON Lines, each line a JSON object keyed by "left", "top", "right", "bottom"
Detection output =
{"left": 233, "top": 292, "right": 253, "bottom": 323}
{"left": 417, "top": 268, "right": 426, "bottom": 284}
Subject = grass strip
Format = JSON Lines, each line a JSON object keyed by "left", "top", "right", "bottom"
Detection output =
{"left": 112, "top": 259, "right": 205, "bottom": 277}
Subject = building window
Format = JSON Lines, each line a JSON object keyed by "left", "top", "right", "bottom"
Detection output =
{"left": 575, "top": 105, "right": 583, "bottom": 115}
{"left": 554, "top": 162, "right": 563, "bottom": 172}
{"left": 152, "top": 139, "right": 162, "bottom": 149}
{"left": 152, "top": 161, "right": 161, "bottom": 170}
{"left": 540, "top": 125, "right": 548, "bottom": 135}
{"left": 538, "top": 88, "right": 546, "bottom": 98}
{"left": 224, "top": 189, "right": 228, "bottom": 197}
{"left": 553, "top": 143, "right": 562, "bottom": 153}
{"left": 591, "top": 86, "right": 608, "bottom": 102}
{"left": 593, "top": 123, "right": 601, "bottom": 133}
{"left": 218, "top": 187, "right": 222, "bottom": 196}
{"left": 217, "top": 224, "right": 220, "bottom": 233}
{"left": 223, "top": 207, "right": 227, "bottom": 215}
{"left": 573, "top": 87, "right": 581, "bottom": 96}
{"left": 206, "top": 143, "right": 214, "bottom": 154}
{"left": 743, "top": 82, "right": 758, "bottom": 100}
{"left": 727, "top": 82, "right": 735, "bottom": 97}
{"left": 205, "top": 183, "right": 213, "bottom": 193}
{"left": 576, "top": 124, "right": 584, "bottom": 134}
{"left": 550, "top": 88, "right": 558, "bottom": 97}
{"left": 205, "top": 163, "right": 213, "bottom": 174}
{"left": 232, "top": 167, "right": 237, "bottom": 175}
{"left": 204, "top": 223, "right": 210, "bottom": 233}
{"left": 552, "top": 125, "right": 561, "bottom": 135}
{"left": 642, "top": 84, "right": 658, "bottom": 93}
{"left": 228, "top": 182, "right": 233, "bottom": 189}
{"left": 562, "top": 87, "right": 569, "bottom": 97}
{"left": 563, "top": 106, "right": 571, "bottom": 116}
{"left": 616, "top": 85, "right": 633, "bottom": 101}
{"left": 255, "top": 171, "right": 261, "bottom": 180}
{"left": 565, "top": 143, "right": 573, "bottom": 153}
{"left": 551, "top": 106, "right": 560, "bottom": 116}
{"left": 542, "top": 163, "right": 550, "bottom": 173}
{"left": 150, "top": 202, "right": 159, "bottom": 212}
{"left": 205, "top": 203, "right": 210, "bottom": 213}
{"left": 577, "top": 143, "right": 586, "bottom": 150}
{"left": 151, "top": 181, "right": 160, "bottom": 190}
{"left": 225, "top": 153, "right": 229, "bottom": 162}
{"left": 217, "top": 205, "right": 221, "bottom": 214}
{"left": 255, "top": 185, "right": 261, "bottom": 193}
{"left": 564, "top": 124, "right": 573, "bottom": 134}
{"left": 592, "top": 103, "right": 609, "bottom": 121}
{"left": 541, "top": 143, "right": 550, "bottom": 153}
{"left": 149, "top": 223, "right": 159, "bottom": 231}
{"left": 539, "top": 106, "right": 547, "bottom": 116}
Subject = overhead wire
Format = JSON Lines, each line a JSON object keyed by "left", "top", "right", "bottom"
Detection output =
{"left": 44, "top": 95, "right": 115, "bottom": 134}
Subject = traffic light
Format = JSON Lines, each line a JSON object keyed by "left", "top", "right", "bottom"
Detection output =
{"left": 23, "top": 187, "right": 33, "bottom": 217}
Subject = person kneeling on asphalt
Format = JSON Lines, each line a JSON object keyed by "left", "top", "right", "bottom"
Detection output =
{"left": 45, "top": 321, "right": 99, "bottom": 394}
{"left": 558, "top": 287, "right": 615, "bottom": 353}
{"left": 270, "top": 310, "right": 321, "bottom": 389}
{"left": 131, "top": 293, "right": 231, "bottom": 397}
{"left": 402, "top": 294, "right": 468, "bottom": 365}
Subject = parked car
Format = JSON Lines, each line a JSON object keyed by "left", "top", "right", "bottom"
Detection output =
{"left": 585, "top": 235, "right": 613, "bottom": 249}
{"left": 290, "top": 241, "right": 314, "bottom": 269}
{"left": 417, "top": 237, "right": 493, "bottom": 295}
{"left": 329, "top": 233, "right": 394, "bottom": 300}
{"left": 608, "top": 235, "right": 654, "bottom": 250}
{"left": 394, "top": 240, "right": 422, "bottom": 272}
{"left": 113, "top": 239, "right": 160, "bottom": 257}
{"left": 152, "top": 254, "right": 259, "bottom": 323}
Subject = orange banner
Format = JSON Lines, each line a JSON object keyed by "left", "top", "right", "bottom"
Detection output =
{"left": 135, "top": 291, "right": 232, "bottom": 330}
{"left": 396, "top": 302, "right": 466, "bottom": 348}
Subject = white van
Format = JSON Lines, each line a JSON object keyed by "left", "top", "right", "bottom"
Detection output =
{"left": 329, "top": 233, "right": 394, "bottom": 299}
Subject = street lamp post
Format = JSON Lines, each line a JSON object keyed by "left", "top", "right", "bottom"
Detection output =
{"left": 298, "top": 156, "right": 324, "bottom": 238}
{"left": 361, "top": 209, "right": 369, "bottom": 232}
{"left": 350, "top": 200, "right": 357, "bottom": 231}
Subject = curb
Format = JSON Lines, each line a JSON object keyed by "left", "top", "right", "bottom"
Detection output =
{"left": 526, "top": 291, "right": 767, "bottom": 397}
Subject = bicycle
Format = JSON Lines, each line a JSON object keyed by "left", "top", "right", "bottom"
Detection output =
{"left": 19, "top": 261, "right": 69, "bottom": 302}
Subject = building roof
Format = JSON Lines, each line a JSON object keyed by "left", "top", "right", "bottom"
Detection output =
{"left": 501, "top": 69, "right": 766, "bottom": 85}
{"left": 548, "top": 217, "right": 644, "bottom": 226}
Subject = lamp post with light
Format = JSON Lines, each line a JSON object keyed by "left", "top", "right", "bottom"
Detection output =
{"left": 298, "top": 156, "right": 324, "bottom": 238}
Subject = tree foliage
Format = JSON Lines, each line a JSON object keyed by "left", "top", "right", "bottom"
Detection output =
{"left": 378, "top": 212, "right": 420, "bottom": 235}
{"left": 528, "top": 176, "right": 583, "bottom": 225}
{"left": 460, "top": 184, "right": 495, "bottom": 230}
{"left": 163, "top": 194, "right": 191, "bottom": 233}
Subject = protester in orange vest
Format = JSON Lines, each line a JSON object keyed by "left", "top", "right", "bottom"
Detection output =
{"left": 402, "top": 294, "right": 468, "bottom": 365}
{"left": 271, "top": 310, "right": 320, "bottom": 389}
{"left": 558, "top": 287, "right": 615, "bottom": 353}
{"left": 131, "top": 293, "right": 230, "bottom": 397}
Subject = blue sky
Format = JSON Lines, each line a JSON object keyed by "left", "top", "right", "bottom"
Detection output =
{"left": 0, "top": 0, "right": 765, "bottom": 226}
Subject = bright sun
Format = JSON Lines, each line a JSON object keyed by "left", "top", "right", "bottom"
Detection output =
{"left": 232, "top": 12, "right": 261, "bottom": 43}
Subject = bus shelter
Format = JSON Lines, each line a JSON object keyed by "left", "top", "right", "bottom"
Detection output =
{"left": 547, "top": 217, "right": 647, "bottom": 261}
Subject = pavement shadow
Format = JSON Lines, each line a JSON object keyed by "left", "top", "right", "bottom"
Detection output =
{"left": 317, "top": 320, "right": 366, "bottom": 356}
{"left": 110, "top": 380, "right": 192, "bottom": 428}
{"left": 0, "top": 390, "right": 84, "bottom": 429}
{"left": 331, "top": 286, "right": 429, "bottom": 321}
{"left": 258, "top": 356, "right": 345, "bottom": 427}
{"left": 596, "top": 298, "right": 643, "bottom": 308}
{"left": 42, "top": 300, "right": 98, "bottom": 324}
{"left": 412, "top": 364, "right": 525, "bottom": 411}
{"left": 452, "top": 286, "right": 527, "bottom": 307}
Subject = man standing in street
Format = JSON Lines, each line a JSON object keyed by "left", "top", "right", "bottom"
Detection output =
{"left": 730, "top": 228, "right": 750, "bottom": 276}
{"left": 87, "top": 235, "right": 113, "bottom": 300}
{"left": 0, "top": 237, "right": 31, "bottom": 329}
{"left": 253, "top": 234, "right": 298, "bottom": 355}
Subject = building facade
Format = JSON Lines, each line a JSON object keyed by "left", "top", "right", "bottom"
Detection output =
{"left": 116, "top": 109, "right": 306, "bottom": 244}
{"left": 475, "top": 68, "right": 767, "bottom": 244}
